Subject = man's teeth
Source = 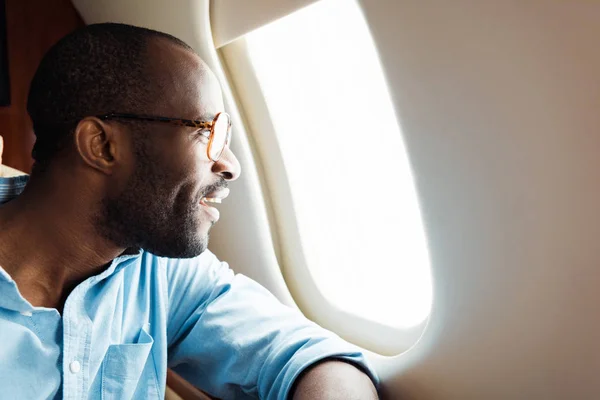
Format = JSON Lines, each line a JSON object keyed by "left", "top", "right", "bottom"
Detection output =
{"left": 204, "top": 197, "right": 222, "bottom": 204}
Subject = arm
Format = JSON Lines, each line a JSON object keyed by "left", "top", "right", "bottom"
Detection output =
{"left": 291, "top": 360, "right": 378, "bottom": 400}
{"left": 165, "top": 250, "right": 379, "bottom": 400}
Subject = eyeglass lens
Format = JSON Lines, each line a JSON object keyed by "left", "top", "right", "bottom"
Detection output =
{"left": 209, "top": 113, "right": 231, "bottom": 161}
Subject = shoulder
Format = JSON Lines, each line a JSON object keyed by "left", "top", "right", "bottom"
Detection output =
{"left": 142, "top": 249, "right": 234, "bottom": 294}
{"left": 118, "top": 249, "right": 228, "bottom": 287}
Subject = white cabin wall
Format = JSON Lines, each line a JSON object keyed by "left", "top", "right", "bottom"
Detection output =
{"left": 358, "top": 1, "right": 600, "bottom": 399}
{"left": 210, "top": 0, "right": 320, "bottom": 48}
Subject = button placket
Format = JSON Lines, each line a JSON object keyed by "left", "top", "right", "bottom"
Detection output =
{"left": 62, "top": 285, "right": 91, "bottom": 400}
{"left": 69, "top": 360, "right": 81, "bottom": 374}
{"left": 62, "top": 304, "right": 78, "bottom": 399}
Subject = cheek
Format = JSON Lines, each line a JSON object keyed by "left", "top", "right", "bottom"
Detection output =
{"left": 187, "top": 142, "right": 213, "bottom": 176}
{"left": 173, "top": 147, "right": 213, "bottom": 196}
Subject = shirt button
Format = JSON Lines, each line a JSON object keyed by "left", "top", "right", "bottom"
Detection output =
{"left": 69, "top": 361, "right": 81, "bottom": 374}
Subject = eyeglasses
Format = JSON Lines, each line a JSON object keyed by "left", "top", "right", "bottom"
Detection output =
{"left": 97, "top": 112, "right": 232, "bottom": 162}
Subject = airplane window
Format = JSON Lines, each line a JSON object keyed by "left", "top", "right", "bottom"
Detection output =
{"left": 243, "top": 0, "right": 432, "bottom": 328}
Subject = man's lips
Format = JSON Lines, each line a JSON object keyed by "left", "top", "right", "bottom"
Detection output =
{"left": 199, "top": 188, "right": 229, "bottom": 222}
{"left": 200, "top": 188, "right": 230, "bottom": 204}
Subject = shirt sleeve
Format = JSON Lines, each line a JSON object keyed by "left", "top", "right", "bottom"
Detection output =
{"left": 165, "top": 250, "right": 379, "bottom": 400}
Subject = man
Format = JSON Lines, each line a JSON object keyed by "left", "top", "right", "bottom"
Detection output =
{"left": 0, "top": 23, "right": 379, "bottom": 399}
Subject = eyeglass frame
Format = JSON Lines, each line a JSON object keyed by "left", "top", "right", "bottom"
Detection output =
{"left": 96, "top": 112, "right": 232, "bottom": 162}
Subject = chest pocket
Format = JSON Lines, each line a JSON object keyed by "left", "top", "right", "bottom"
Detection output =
{"left": 101, "top": 327, "right": 160, "bottom": 400}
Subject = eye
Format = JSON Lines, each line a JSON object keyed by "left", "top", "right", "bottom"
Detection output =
{"left": 196, "top": 129, "right": 211, "bottom": 142}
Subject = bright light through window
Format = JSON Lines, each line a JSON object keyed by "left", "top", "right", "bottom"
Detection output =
{"left": 245, "top": 0, "right": 432, "bottom": 328}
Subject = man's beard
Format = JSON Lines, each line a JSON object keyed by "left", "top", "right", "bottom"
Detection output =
{"left": 93, "top": 147, "right": 222, "bottom": 258}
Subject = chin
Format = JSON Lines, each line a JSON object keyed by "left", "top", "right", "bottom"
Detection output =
{"left": 142, "top": 231, "right": 209, "bottom": 259}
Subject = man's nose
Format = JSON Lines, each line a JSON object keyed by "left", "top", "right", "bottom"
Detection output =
{"left": 212, "top": 145, "right": 241, "bottom": 181}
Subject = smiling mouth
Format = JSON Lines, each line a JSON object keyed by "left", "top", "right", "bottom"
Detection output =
{"left": 200, "top": 187, "right": 229, "bottom": 205}
{"left": 202, "top": 197, "right": 222, "bottom": 204}
{"left": 198, "top": 188, "right": 230, "bottom": 221}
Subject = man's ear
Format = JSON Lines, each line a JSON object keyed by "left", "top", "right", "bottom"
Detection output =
{"left": 74, "top": 117, "right": 118, "bottom": 174}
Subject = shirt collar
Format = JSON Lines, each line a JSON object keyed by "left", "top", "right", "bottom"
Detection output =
{"left": 0, "top": 266, "right": 33, "bottom": 313}
{"left": 0, "top": 251, "right": 144, "bottom": 313}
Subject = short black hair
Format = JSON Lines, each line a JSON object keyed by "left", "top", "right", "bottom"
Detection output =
{"left": 27, "top": 22, "right": 195, "bottom": 172}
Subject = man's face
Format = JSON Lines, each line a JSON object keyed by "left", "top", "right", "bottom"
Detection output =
{"left": 96, "top": 40, "right": 241, "bottom": 258}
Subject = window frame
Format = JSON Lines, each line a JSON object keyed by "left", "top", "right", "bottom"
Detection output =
{"left": 220, "top": 35, "right": 430, "bottom": 356}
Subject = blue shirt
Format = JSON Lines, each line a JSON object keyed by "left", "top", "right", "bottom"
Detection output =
{"left": 0, "top": 175, "right": 377, "bottom": 399}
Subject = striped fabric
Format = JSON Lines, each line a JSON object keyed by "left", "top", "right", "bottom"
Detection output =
{"left": 0, "top": 175, "right": 28, "bottom": 205}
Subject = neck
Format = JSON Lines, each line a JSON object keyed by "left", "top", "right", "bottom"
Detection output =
{"left": 0, "top": 170, "right": 126, "bottom": 311}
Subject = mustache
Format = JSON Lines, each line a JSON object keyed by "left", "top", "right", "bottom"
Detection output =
{"left": 200, "top": 179, "right": 228, "bottom": 199}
